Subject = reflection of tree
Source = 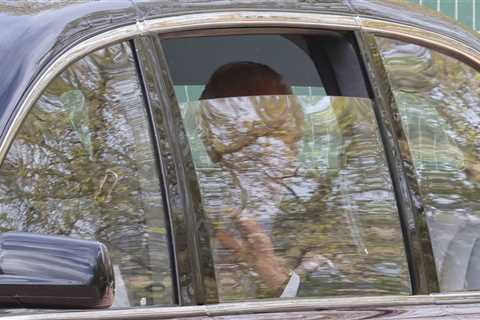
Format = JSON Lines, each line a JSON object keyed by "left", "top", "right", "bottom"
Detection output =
{"left": 0, "top": 43, "right": 172, "bottom": 306}
{"left": 273, "top": 97, "right": 410, "bottom": 297}
{"left": 185, "top": 96, "right": 410, "bottom": 301}
{"left": 379, "top": 38, "right": 480, "bottom": 179}
{"left": 197, "top": 95, "right": 304, "bottom": 299}
{"left": 378, "top": 38, "right": 480, "bottom": 286}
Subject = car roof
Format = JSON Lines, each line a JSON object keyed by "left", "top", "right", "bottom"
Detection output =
{"left": 0, "top": 0, "right": 479, "bottom": 139}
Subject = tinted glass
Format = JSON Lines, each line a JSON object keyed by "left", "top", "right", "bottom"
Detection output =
{"left": 163, "top": 33, "right": 369, "bottom": 99}
{"left": 163, "top": 33, "right": 410, "bottom": 301}
{"left": 377, "top": 37, "right": 480, "bottom": 292}
{"left": 0, "top": 43, "right": 173, "bottom": 306}
{"left": 180, "top": 94, "right": 410, "bottom": 301}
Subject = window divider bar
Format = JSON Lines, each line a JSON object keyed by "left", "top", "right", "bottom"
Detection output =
{"left": 135, "top": 35, "right": 219, "bottom": 305}
{"left": 354, "top": 31, "right": 440, "bottom": 295}
{"left": 130, "top": 38, "right": 181, "bottom": 306}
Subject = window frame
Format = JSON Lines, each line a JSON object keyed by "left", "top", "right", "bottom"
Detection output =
{"left": 355, "top": 32, "right": 439, "bottom": 295}
{"left": 158, "top": 27, "right": 370, "bottom": 98}
{"left": 0, "top": 40, "right": 179, "bottom": 307}
{"left": 151, "top": 26, "right": 412, "bottom": 303}
{"left": 2, "top": 11, "right": 480, "bottom": 313}
{"left": 133, "top": 35, "right": 217, "bottom": 306}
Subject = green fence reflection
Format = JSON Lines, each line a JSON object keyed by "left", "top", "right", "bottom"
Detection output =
{"left": 412, "top": 0, "right": 480, "bottom": 31}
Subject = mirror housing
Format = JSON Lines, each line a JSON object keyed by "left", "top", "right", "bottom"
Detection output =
{"left": 0, "top": 232, "right": 114, "bottom": 308}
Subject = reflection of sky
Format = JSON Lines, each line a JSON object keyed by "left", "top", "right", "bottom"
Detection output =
{"left": 286, "top": 177, "right": 318, "bottom": 199}
{"left": 300, "top": 96, "right": 331, "bottom": 114}
{"left": 2, "top": 248, "right": 95, "bottom": 284}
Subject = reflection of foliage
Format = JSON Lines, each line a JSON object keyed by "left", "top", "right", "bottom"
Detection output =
{"left": 62, "top": 89, "right": 93, "bottom": 159}
{"left": 378, "top": 37, "right": 480, "bottom": 288}
{"left": 183, "top": 96, "right": 410, "bottom": 301}
{"left": 0, "top": 43, "right": 172, "bottom": 306}
{"left": 274, "top": 97, "right": 410, "bottom": 297}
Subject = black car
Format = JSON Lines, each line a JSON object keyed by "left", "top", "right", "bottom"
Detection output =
{"left": 1, "top": 1, "right": 480, "bottom": 319}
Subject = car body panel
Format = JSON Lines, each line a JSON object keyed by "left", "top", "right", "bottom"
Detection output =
{"left": 3, "top": 295, "right": 480, "bottom": 319}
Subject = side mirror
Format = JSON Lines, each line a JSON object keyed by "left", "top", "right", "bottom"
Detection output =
{"left": 0, "top": 232, "right": 114, "bottom": 308}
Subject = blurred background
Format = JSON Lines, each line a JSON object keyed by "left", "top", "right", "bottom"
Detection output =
{"left": 412, "top": 0, "right": 479, "bottom": 31}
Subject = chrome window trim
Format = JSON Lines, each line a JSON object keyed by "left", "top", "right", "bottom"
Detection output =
{"left": 4, "top": 293, "right": 480, "bottom": 320}
{"left": 361, "top": 18, "right": 480, "bottom": 68}
{"left": 2, "top": 11, "right": 480, "bottom": 165}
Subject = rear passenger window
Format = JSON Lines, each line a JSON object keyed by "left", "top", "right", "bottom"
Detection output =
{"left": 0, "top": 43, "right": 173, "bottom": 307}
{"left": 162, "top": 32, "right": 411, "bottom": 301}
{"left": 377, "top": 37, "right": 480, "bottom": 292}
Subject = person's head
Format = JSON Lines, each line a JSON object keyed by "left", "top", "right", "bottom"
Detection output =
{"left": 200, "top": 62, "right": 292, "bottom": 99}
{"left": 198, "top": 62, "right": 304, "bottom": 163}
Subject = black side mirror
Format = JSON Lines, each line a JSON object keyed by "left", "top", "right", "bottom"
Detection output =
{"left": 0, "top": 232, "right": 114, "bottom": 308}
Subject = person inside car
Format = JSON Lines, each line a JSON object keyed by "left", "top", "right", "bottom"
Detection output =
{"left": 197, "top": 62, "right": 336, "bottom": 298}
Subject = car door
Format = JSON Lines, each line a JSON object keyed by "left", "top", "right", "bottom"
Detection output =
{"left": 138, "top": 28, "right": 412, "bottom": 305}
{"left": 0, "top": 18, "right": 414, "bottom": 314}
{"left": 2, "top": 6, "right": 480, "bottom": 320}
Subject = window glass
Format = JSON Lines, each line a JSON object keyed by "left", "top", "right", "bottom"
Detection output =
{"left": 163, "top": 33, "right": 410, "bottom": 301}
{"left": 377, "top": 37, "right": 480, "bottom": 292}
{"left": 0, "top": 43, "right": 173, "bottom": 306}
{"left": 175, "top": 85, "right": 326, "bottom": 104}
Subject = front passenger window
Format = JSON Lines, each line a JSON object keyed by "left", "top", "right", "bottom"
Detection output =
{"left": 0, "top": 43, "right": 173, "bottom": 307}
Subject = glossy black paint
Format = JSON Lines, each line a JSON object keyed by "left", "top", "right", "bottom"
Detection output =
{"left": 0, "top": 232, "right": 114, "bottom": 308}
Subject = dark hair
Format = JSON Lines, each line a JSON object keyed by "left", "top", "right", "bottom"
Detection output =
{"left": 200, "top": 62, "right": 292, "bottom": 99}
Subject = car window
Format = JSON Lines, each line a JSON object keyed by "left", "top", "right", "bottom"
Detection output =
{"left": 0, "top": 43, "right": 173, "bottom": 307}
{"left": 161, "top": 32, "right": 411, "bottom": 301}
{"left": 376, "top": 37, "right": 480, "bottom": 292}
